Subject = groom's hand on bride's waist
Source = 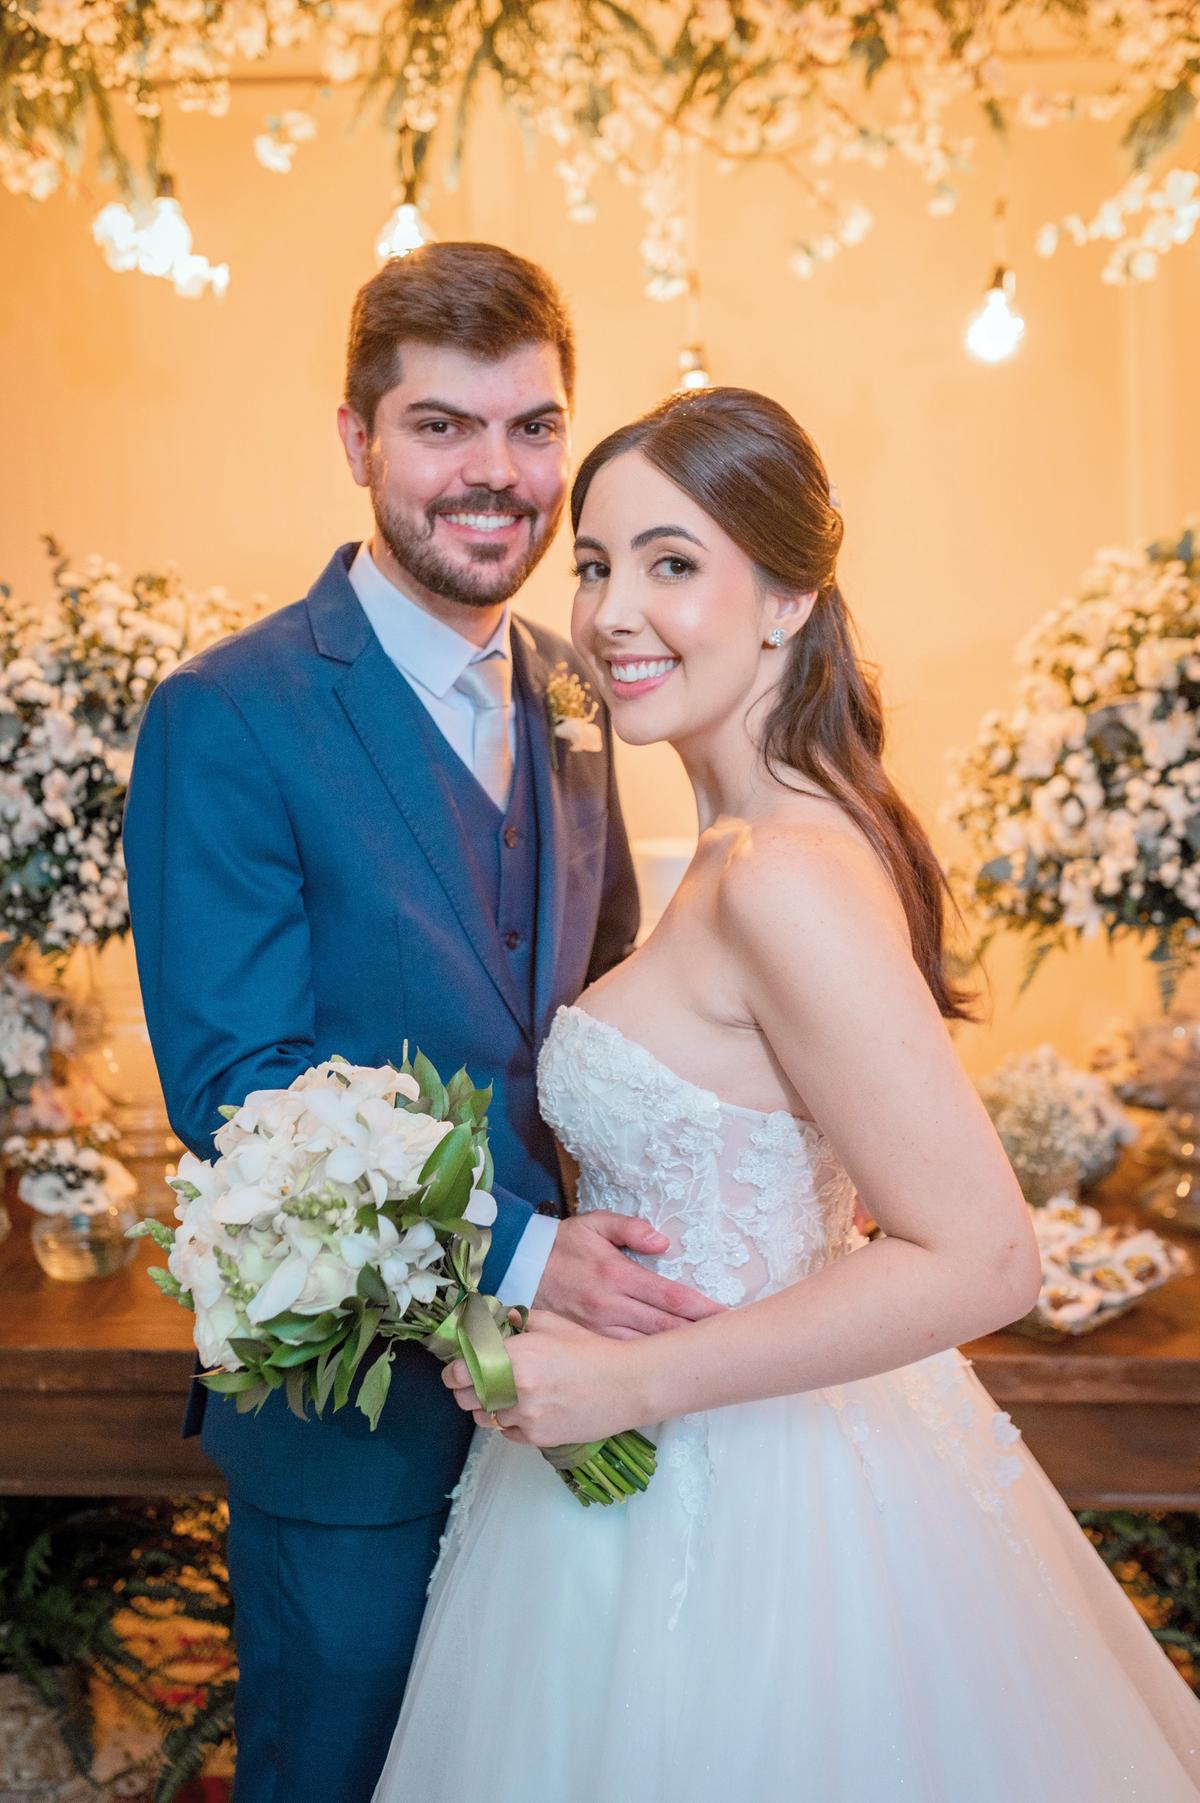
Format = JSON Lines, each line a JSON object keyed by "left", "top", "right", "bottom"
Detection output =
{"left": 533, "top": 1213, "right": 725, "bottom": 1338}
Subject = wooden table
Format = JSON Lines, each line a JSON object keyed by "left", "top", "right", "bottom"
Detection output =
{"left": 1, "top": 1183, "right": 1198, "bottom": 1506}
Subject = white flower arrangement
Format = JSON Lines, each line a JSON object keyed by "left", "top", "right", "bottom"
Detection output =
{"left": 978, "top": 1044, "right": 1136, "bottom": 1200}
{"left": 947, "top": 525, "right": 1200, "bottom": 1001}
{"left": 4, "top": 1119, "right": 137, "bottom": 1219}
{"left": 0, "top": 540, "right": 257, "bottom": 958}
{"left": 0, "top": 965, "right": 72, "bottom": 1110}
{"left": 2, "top": 3, "right": 1198, "bottom": 293}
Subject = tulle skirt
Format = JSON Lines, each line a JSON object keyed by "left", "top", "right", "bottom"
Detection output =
{"left": 373, "top": 1348, "right": 1200, "bottom": 1801}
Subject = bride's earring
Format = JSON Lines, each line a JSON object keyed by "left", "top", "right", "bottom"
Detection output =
{"left": 766, "top": 627, "right": 786, "bottom": 649}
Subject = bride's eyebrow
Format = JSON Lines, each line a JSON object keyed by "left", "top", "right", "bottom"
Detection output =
{"left": 630, "top": 526, "right": 707, "bottom": 550}
{"left": 573, "top": 536, "right": 608, "bottom": 555}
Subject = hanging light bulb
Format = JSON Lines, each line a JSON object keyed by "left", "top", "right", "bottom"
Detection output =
{"left": 376, "top": 194, "right": 434, "bottom": 261}
{"left": 676, "top": 343, "right": 712, "bottom": 392}
{"left": 964, "top": 199, "right": 1025, "bottom": 364}
{"left": 673, "top": 254, "right": 712, "bottom": 393}
{"left": 965, "top": 267, "right": 1025, "bottom": 363}
{"left": 92, "top": 175, "right": 227, "bottom": 298}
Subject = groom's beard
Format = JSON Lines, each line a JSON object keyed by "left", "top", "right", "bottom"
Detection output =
{"left": 369, "top": 470, "right": 562, "bottom": 609}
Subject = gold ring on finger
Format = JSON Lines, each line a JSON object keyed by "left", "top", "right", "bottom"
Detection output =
{"left": 488, "top": 1410, "right": 503, "bottom": 1430}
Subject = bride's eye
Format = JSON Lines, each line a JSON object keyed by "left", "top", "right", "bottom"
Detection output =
{"left": 571, "top": 558, "right": 609, "bottom": 583}
{"left": 651, "top": 554, "right": 696, "bottom": 581}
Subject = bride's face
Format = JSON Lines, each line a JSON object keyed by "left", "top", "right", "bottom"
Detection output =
{"left": 571, "top": 450, "right": 806, "bottom": 750}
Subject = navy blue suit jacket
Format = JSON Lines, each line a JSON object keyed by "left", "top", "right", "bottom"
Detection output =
{"left": 123, "top": 545, "right": 639, "bottom": 1525}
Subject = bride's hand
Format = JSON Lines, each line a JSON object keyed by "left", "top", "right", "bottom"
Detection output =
{"left": 441, "top": 1309, "right": 641, "bottom": 1448}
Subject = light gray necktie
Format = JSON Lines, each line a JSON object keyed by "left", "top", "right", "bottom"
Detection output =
{"left": 453, "top": 650, "right": 514, "bottom": 811}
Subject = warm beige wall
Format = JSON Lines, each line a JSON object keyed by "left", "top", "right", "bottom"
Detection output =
{"left": 2, "top": 83, "right": 1198, "bottom": 1075}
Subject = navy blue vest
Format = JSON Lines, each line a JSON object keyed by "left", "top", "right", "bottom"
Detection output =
{"left": 405, "top": 673, "right": 540, "bottom": 1022}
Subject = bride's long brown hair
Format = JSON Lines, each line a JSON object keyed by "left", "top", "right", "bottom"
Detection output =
{"left": 571, "top": 386, "right": 970, "bottom": 1021}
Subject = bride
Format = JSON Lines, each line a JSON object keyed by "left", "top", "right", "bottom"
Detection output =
{"left": 373, "top": 387, "right": 1200, "bottom": 1800}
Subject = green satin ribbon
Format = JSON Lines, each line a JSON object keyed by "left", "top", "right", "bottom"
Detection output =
{"left": 422, "top": 1289, "right": 520, "bottom": 1412}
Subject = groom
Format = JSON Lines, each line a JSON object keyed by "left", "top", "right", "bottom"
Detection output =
{"left": 124, "top": 242, "right": 719, "bottom": 1803}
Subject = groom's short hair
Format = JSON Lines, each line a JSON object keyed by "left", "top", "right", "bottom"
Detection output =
{"left": 345, "top": 242, "right": 576, "bottom": 429}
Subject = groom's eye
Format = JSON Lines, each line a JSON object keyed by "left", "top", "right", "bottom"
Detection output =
{"left": 419, "top": 419, "right": 459, "bottom": 436}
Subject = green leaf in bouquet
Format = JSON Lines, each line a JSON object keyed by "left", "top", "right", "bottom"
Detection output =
{"left": 228, "top": 1336, "right": 269, "bottom": 1366}
{"left": 334, "top": 1305, "right": 384, "bottom": 1410}
{"left": 355, "top": 1202, "right": 379, "bottom": 1232}
{"left": 203, "top": 1368, "right": 265, "bottom": 1396}
{"left": 255, "top": 1309, "right": 328, "bottom": 1345}
{"left": 217, "top": 1104, "right": 239, "bottom": 1120}
{"left": 285, "top": 1368, "right": 309, "bottom": 1421}
{"left": 356, "top": 1347, "right": 395, "bottom": 1430}
{"left": 446, "top": 1068, "right": 475, "bottom": 1113}
{"left": 234, "top": 1383, "right": 272, "bottom": 1414}
{"left": 313, "top": 1331, "right": 353, "bottom": 1416}
{"left": 266, "top": 1336, "right": 336, "bottom": 1369}
{"left": 356, "top": 1264, "right": 391, "bottom": 1307}
{"left": 413, "top": 1050, "right": 449, "bottom": 1119}
{"left": 418, "top": 1121, "right": 472, "bottom": 1210}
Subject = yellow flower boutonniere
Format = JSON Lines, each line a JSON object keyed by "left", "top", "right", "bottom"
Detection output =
{"left": 546, "top": 664, "right": 602, "bottom": 769}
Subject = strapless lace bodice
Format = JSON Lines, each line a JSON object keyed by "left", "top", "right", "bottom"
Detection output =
{"left": 537, "top": 1005, "right": 857, "bottom": 1308}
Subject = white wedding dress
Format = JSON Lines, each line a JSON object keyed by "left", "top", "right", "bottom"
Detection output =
{"left": 373, "top": 1004, "right": 1200, "bottom": 1801}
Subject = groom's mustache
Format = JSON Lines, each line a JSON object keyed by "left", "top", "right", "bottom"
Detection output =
{"left": 428, "top": 493, "right": 538, "bottom": 522}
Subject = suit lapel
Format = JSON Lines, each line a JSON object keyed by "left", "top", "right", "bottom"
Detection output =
{"left": 333, "top": 633, "right": 531, "bottom": 1042}
{"left": 512, "top": 621, "right": 571, "bottom": 1031}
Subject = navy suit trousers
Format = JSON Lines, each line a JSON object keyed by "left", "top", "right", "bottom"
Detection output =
{"left": 225, "top": 1494, "right": 449, "bottom": 1803}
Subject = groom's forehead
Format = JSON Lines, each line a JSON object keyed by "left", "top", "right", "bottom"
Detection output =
{"left": 381, "top": 339, "right": 570, "bottom": 417}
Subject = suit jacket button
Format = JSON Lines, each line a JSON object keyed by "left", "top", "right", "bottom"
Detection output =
{"left": 503, "top": 826, "right": 520, "bottom": 848}
{"left": 503, "top": 929, "right": 521, "bottom": 950}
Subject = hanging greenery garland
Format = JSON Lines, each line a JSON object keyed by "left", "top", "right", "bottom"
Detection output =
{"left": 1, "top": 0, "right": 1197, "bottom": 291}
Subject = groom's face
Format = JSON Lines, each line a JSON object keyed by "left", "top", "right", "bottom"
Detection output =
{"left": 340, "top": 341, "right": 571, "bottom": 612}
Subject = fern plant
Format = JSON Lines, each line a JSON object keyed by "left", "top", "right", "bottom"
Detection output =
{"left": 0, "top": 1495, "right": 235, "bottom": 1798}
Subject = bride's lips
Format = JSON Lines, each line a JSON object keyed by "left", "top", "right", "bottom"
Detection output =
{"left": 605, "top": 656, "right": 681, "bottom": 699}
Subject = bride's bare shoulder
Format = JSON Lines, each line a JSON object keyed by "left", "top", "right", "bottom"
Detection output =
{"left": 713, "top": 799, "right": 909, "bottom": 950}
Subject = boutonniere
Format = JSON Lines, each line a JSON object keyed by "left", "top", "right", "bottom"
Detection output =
{"left": 546, "top": 663, "right": 602, "bottom": 768}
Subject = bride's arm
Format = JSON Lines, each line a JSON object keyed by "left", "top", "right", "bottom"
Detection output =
{"left": 445, "top": 825, "right": 1042, "bottom": 1445}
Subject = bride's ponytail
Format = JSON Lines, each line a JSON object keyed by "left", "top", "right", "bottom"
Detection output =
{"left": 572, "top": 387, "right": 972, "bottom": 1021}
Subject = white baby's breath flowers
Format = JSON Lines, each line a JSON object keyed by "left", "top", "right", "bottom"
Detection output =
{"left": 978, "top": 1045, "right": 1135, "bottom": 1199}
{"left": 0, "top": 542, "right": 257, "bottom": 958}
{"left": 5, "top": 4, "right": 1198, "bottom": 297}
{"left": 947, "top": 524, "right": 1200, "bottom": 999}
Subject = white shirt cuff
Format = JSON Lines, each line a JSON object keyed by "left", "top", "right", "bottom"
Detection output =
{"left": 495, "top": 1213, "right": 559, "bottom": 1309}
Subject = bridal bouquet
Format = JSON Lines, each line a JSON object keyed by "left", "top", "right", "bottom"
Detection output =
{"left": 132, "top": 1052, "right": 656, "bottom": 1508}
{"left": 947, "top": 525, "right": 1200, "bottom": 1001}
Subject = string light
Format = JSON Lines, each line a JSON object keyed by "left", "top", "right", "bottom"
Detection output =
{"left": 92, "top": 176, "right": 228, "bottom": 299}
{"left": 375, "top": 197, "right": 434, "bottom": 260}
{"left": 673, "top": 149, "right": 713, "bottom": 393}
{"left": 964, "top": 198, "right": 1025, "bottom": 364}
{"left": 676, "top": 344, "right": 712, "bottom": 391}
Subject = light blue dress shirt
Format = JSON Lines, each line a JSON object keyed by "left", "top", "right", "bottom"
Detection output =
{"left": 347, "top": 541, "right": 557, "bottom": 1307}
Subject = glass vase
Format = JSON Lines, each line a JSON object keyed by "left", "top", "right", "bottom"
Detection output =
{"left": 69, "top": 938, "right": 182, "bottom": 1218}
{"left": 30, "top": 1203, "right": 138, "bottom": 1281}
